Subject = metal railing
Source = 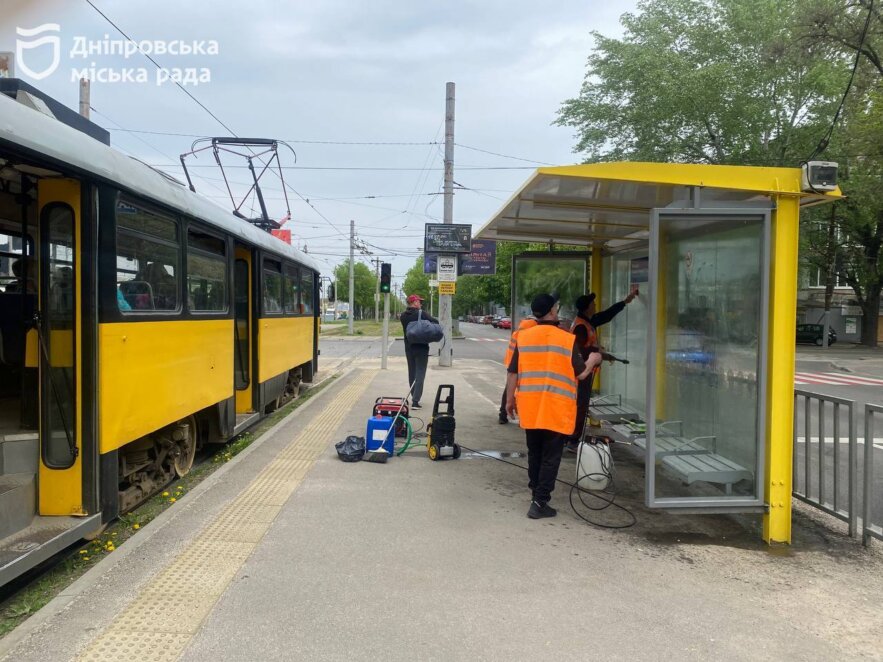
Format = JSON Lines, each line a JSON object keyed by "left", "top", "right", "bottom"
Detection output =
{"left": 793, "top": 390, "right": 858, "bottom": 536}
{"left": 863, "top": 403, "right": 883, "bottom": 546}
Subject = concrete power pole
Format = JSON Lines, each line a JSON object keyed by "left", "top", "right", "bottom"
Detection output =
{"left": 438, "top": 81, "right": 455, "bottom": 367}
{"left": 372, "top": 257, "right": 381, "bottom": 323}
{"left": 348, "top": 219, "right": 355, "bottom": 335}
{"left": 78, "top": 78, "right": 90, "bottom": 119}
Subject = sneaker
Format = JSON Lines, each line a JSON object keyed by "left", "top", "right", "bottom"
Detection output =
{"left": 498, "top": 415, "right": 508, "bottom": 424}
{"left": 527, "top": 501, "right": 557, "bottom": 519}
{"left": 411, "top": 402, "right": 422, "bottom": 410}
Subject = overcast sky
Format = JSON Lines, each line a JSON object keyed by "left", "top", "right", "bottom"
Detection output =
{"left": 3, "top": 0, "right": 636, "bottom": 287}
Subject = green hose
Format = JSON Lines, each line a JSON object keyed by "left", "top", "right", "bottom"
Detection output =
{"left": 394, "top": 415, "right": 416, "bottom": 455}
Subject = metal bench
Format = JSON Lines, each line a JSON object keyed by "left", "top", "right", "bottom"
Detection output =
{"left": 590, "top": 394, "right": 640, "bottom": 422}
{"left": 631, "top": 428, "right": 753, "bottom": 495}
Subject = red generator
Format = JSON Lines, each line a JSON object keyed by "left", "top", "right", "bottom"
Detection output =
{"left": 373, "top": 397, "right": 409, "bottom": 437}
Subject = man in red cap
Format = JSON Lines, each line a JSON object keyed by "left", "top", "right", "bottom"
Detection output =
{"left": 400, "top": 294, "right": 438, "bottom": 409}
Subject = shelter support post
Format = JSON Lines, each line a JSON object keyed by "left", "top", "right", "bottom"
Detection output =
{"left": 764, "top": 195, "right": 799, "bottom": 543}
{"left": 591, "top": 246, "right": 603, "bottom": 389}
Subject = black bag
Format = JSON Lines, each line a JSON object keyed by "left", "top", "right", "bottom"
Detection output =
{"left": 335, "top": 435, "right": 365, "bottom": 462}
{"left": 406, "top": 310, "right": 444, "bottom": 344}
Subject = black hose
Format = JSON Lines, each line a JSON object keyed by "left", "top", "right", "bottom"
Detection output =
{"left": 457, "top": 442, "right": 636, "bottom": 529}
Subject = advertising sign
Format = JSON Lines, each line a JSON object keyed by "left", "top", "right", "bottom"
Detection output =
{"left": 424, "top": 223, "right": 472, "bottom": 253}
{"left": 460, "top": 239, "right": 496, "bottom": 275}
{"left": 439, "top": 282, "right": 456, "bottom": 295}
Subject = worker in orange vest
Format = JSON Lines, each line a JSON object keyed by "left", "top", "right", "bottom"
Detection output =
{"left": 505, "top": 294, "right": 602, "bottom": 519}
{"left": 567, "top": 287, "right": 637, "bottom": 451}
{"left": 499, "top": 317, "right": 538, "bottom": 424}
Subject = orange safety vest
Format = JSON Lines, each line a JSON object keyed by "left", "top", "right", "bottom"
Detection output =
{"left": 570, "top": 316, "right": 597, "bottom": 349}
{"left": 504, "top": 318, "right": 538, "bottom": 369}
{"left": 514, "top": 324, "right": 578, "bottom": 435}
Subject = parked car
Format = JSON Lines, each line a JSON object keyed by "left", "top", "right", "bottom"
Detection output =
{"left": 482, "top": 315, "right": 494, "bottom": 325}
{"left": 797, "top": 324, "right": 837, "bottom": 346}
{"left": 498, "top": 317, "right": 512, "bottom": 330}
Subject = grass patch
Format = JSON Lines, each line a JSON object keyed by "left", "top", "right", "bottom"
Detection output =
{"left": 321, "top": 320, "right": 403, "bottom": 337}
{"left": 0, "top": 374, "right": 337, "bottom": 639}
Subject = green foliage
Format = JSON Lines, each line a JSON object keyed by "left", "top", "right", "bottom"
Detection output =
{"left": 402, "top": 257, "right": 430, "bottom": 303}
{"left": 556, "top": 0, "right": 844, "bottom": 165}
{"left": 332, "top": 262, "right": 378, "bottom": 318}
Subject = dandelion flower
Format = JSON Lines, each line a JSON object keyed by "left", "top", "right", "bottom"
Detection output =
{"left": 133, "top": 523, "right": 140, "bottom": 530}
{"left": 169, "top": 497, "right": 177, "bottom": 503}
{"left": 162, "top": 491, "right": 169, "bottom": 497}
{"left": 79, "top": 550, "right": 87, "bottom": 555}
{"left": 83, "top": 556, "right": 90, "bottom": 561}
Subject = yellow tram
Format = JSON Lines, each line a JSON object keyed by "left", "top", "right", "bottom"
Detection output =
{"left": 0, "top": 81, "right": 320, "bottom": 585}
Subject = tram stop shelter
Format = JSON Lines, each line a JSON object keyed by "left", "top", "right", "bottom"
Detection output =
{"left": 476, "top": 162, "right": 842, "bottom": 543}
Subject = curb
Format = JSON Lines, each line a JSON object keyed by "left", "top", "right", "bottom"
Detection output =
{"left": 0, "top": 365, "right": 352, "bottom": 660}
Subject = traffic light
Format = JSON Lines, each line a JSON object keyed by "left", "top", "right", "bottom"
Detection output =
{"left": 328, "top": 283, "right": 335, "bottom": 301}
{"left": 380, "top": 263, "right": 392, "bottom": 294}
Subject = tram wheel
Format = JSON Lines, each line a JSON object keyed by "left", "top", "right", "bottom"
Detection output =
{"left": 173, "top": 416, "right": 198, "bottom": 477}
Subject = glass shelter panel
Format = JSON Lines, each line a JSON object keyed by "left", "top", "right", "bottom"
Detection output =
{"left": 600, "top": 253, "right": 649, "bottom": 415}
{"left": 511, "top": 254, "right": 587, "bottom": 328}
{"left": 648, "top": 212, "right": 768, "bottom": 507}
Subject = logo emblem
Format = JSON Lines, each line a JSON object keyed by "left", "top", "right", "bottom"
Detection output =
{"left": 16, "top": 24, "right": 61, "bottom": 80}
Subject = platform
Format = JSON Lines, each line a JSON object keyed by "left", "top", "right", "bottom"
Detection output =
{"left": 1, "top": 358, "right": 881, "bottom": 661}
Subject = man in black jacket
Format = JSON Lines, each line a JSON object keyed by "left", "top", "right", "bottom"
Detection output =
{"left": 567, "top": 287, "right": 637, "bottom": 450}
{"left": 400, "top": 294, "right": 438, "bottom": 409}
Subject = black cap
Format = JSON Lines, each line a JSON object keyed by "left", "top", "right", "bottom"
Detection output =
{"left": 530, "top": 293, "right": 559, "bottom": 317}
{"left": 575, "top": 293, "right": 596, "bottom": 312}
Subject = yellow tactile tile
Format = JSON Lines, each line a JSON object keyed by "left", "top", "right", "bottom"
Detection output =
{"left": 77, "top": 370, "right": 376, "bottom": 662}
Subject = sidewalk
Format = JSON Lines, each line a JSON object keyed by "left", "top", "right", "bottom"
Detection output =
{"left": 797, "top": 343, "right": 883, "bottom": 375}
{"left": 2, "top": 359, "right": 882, "bottom": 661}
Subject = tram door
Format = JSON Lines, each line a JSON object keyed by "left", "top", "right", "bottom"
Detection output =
{"left": 234, "top": 246, "right": 254, "bottom": 414}
{"left": 36, "top": 179, "right": 84, "bottom": 516}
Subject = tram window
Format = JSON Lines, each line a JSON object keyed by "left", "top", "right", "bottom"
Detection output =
{"left": 0, "top": 231, "right": 34, "bottom": 293}
{"left": 188, "top": 252, "right": 227, "bottom": 312}
{"left": 300, "top": 270, "right": 314, "bottom": 315}
{"left": 117, "top": 200, "right": 176, "bottom": 241}
{"left": 283, "top": 265, "right": 300, "bottom": 315}
{"left": 187, "top": 229, "right": 227, "bottom": 312}
{"left": 116, "top": 198, "right": 180, "bottom": 313}
{"left": 262, "top": 259, "right": 283, "bottom": 314}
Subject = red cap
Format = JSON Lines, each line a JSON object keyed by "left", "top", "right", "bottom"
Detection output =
{"left": 406, "top": 294, "right": 424, "bottom": 304}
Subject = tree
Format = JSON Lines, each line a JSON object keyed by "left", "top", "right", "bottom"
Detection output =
{"left": 556, "top": 0, "right": 843, "bottom": 165}
{"left": 402, "top": 257, "right": 430, "bottom": 305}
{"left": 802, "top": 0, "right": 883, "bottom": 345}
{"left": 333, "top": 262, "right": 377, "bottom": 320}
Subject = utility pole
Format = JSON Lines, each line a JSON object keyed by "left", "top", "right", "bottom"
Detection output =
{"left": 78, "top": 78, "right": 90, "bottom": 119}
{"left": 348, "top": 219, "right": 355, "bottom": 335}
{"left": 438, "top": 81, "right": 455, "bottom": 367}
{"left": 372, "top": 257, "right": 381, "bottom": 323}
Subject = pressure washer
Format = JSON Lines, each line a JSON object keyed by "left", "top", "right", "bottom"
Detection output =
{"left": 426, "top": 384, "right": 460, "bottom": 461}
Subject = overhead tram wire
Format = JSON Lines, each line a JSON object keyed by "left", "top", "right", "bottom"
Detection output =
{"left": 454, "top": 143, "right": 556, "bottom": 166}
{"left": 89, "top": 106, "right": 232, "bottom": 200}
{"left": 83, "top": 0, "right": 348, "bottom": 241}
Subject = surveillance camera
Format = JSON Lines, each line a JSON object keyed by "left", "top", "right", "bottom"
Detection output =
{"left": 801, "top": 161, "right": 838, "bottom": 193}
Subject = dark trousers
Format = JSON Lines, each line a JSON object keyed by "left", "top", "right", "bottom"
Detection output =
{"left": 567, "top": 372, "right": 594, "bottom": 444}
{"left": 525, "top": 428, "right": 566, "bottom": 504}
{"left": 406, "top": 344, "right": 429, "bottom": 404}
{"left": 499, "top": 381, "right": 508, "bottom": 419}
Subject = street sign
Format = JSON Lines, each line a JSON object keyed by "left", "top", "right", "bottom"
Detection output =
{"left": 429, "top": 279, "right": 439, "bottom": 288}
{"left": 439, "top": 282, "right": 456, "bottom": 295}
{"left": 437, "top": 254, "right": 457, "bottom": 282}
{"left": 424, "top": 223, "right": 472, "bottom": 253}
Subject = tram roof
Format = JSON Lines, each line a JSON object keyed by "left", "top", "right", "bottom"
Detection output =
{"left": 0, "top": 91, "right": 322, "bottom": 273}
{"left": 477, "top": 162, "right": 842, "bottom": 250}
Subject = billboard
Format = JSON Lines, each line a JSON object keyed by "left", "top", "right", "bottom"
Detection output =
{"left": 424, "top": 239, "right": 497, "bottom": 275}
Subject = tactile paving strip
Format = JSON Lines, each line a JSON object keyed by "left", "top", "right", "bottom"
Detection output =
{"left": 77, "top": 369, "right": 376, "bottom": 662}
